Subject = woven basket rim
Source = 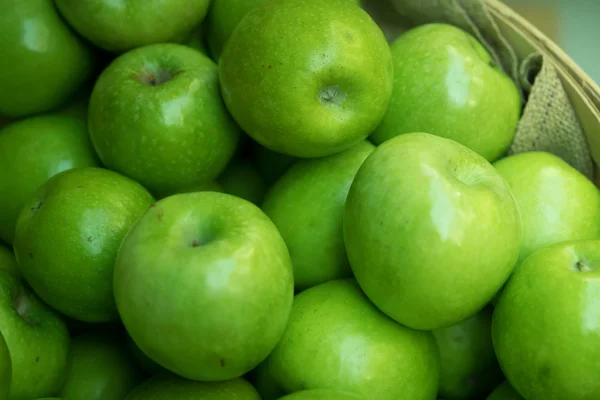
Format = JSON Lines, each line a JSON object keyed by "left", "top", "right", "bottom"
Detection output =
{"left": 486, "top": 0, "right": 600, "bottom": 114}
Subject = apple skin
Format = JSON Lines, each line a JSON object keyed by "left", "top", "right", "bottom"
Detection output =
{"left": 219, "top": 161, "right": 266, "bottom": 206}
{"left": 0, "top": 114, "right": 101, "bottom": 244}
{"left": 114, "top": 192, "right": 294, "bottom": 381}
{"left": 0, "top": 245, "right": 19, "bottom": 276}
{"left": 0, "top": 332, "right": 10, "bottom": 400}
{"left": 219, "top": 0, "right": 393, "bottom": 158}
{"left": 54, "top": 0, "right": 211, "bottom": 53}
{"left": 205, "top": 0, "right": 266, "bottom": 61}
{"left": 0, "top": 270, "right": 70, "bottom": 400}
{"left": 266, "top": 279, "right": 440, "bottom": 400}
{"left": 277, "top": 390, "right": 364, "bottom": 400}
{"left": 263, "top": 141, "right": 374, "bottom": 291}
{"left": 493, "top": 151, "right": 600, "bottom": 263}
{"left": 89, "top": 43, "right": 240, "bottom": 196}
{"left": 13, "top": 167, "right": 154, "bottom": 323}
{"left": 370, "top": 24, "right": 521, "bottom": 162}
{"left": 127, "top": 334, "right": 166, "bottom": 377}
{"left": 58, "top": 332, "right": 143, "bottom": 400}
{"left": 493, "top": 240, "right": 600, "bottom": 400}
{"left": 433, "top": 306, "right": 503, "bottom": 399}
{"left": 206, "top": 0, "right": 362, "bottom": 62}
{"left": 125, "top": 373, "right": 260, "bottom": 399}
{"left": 0, "top": 0, "right": 94, "bottom": 118}
{"left": 486, "top": 381, "right": 524, "bottom": 400}
{"left": 344, "top": 133, "right": 521, "bottom": 330}
{"left": 152, "top": 181, "right": 225, "bottom": 201}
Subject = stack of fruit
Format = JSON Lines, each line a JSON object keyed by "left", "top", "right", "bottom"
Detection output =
{"left": 1, "top": 0, "right": 599, "bottom": 399}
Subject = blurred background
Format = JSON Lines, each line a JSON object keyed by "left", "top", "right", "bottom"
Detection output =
{"left": 504, "top": 0, "right": 599, "bottom": 84}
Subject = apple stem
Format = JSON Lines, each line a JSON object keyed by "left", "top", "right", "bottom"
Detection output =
{"left": 576, "top": 260, "right": 592, "bottom": 272}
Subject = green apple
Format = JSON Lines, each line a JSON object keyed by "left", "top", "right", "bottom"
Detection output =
{"left": 0, "top": 332, "right": 10, "bottom": 400}
{"left": 126, "top": 334, "right": 165, "bottom": 376}
{"left": 219, "top": 160, "right": 266, "bottom": 205}
{"left": 0, "top": 270, "right": 69, "bottom": 400}
{"left": 266, "top": 279, "right": 440, "bottom": 400}
{"left": 344, "top": 133, "right": 521, "bottom": 330}
{"left": 125, "top": 373, "right": 260, "bottom": 399}
{"left": 371, "top": 24, "right": 521, "bottom": 162}
{"left": 486, "top": 381, "right": 524, "bottom": 400}
{"left": 433, "top": 306, "right": 503, "bottom": 399}
{"left": 54, "top": 0, "right": 211, "bottom": 53}
{"left": 219, "top": 0, "right": 393, "bottom": 157}
{"left": 206, "top": 0, "right": 362, "bottom": 62}
{"left": 263, "top": 141, "right": 374, "bottom": 291}
{"left": 89, "top": 43, "right": 240, "bottom": 195}
{"left": 59, "top": 332, "right": 143, "bottom": 400}
{"left": 250, "top": 361, "right": 286, "bottom": 400}
{"left": 253, "top": 144, "right": 297, "bottom": 187}
{"left": 114, "top": 192, "right": 294, "bottom": 381}
{"left": 204, "top": 0, "right": 266, "bottom": 61}
{"left": 494, "top": 152, "right": 600, "bottom": 263}
{"left": 13, "top": 167, "right": 154, "bottom": 323}
{"left": 152, "top": 181, "right": 225, "bottom": 201}
{"left": 493, "top": 240, "right": 600, "bottom": 400}
{"left": 0, "top": 114, "right": 100, "bottom": 244}
{"left": 0, "top": 245, "right": 18, "bottom": 276}
{"left": 277, "top": 390, "right": 364, "bottom": 400}
{"left": 0, "top": 0, "right": 94, "bottom": 117}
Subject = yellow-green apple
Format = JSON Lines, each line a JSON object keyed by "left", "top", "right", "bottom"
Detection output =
{"left": 344, "top": 133, "right": 521, "bottom": 330}
{"left": 263, "top": 141, "right": 374, "bottom": 291}
{"left": 371, "top": 24, "right": 521, "bottom": 162}
{"left": 0, "top": 270, "right": 69, "bottom": 400}
{"left": 433, "top": 306, "right": 502, "bottom": 399}
{"left": 89, "top": 44, "right": 240, "bottom": 195}
{"left": 0, "top": 115, "right": 100, "bottom": 244}
{"left": 486, "top": 381, "right": 524, "bottom": 400}
{"left": 219, "top": 0, "right": 392, "bottom": 157}
{"left": 493, "top": 240, "right": 600, "bottom": 400}
{"left": 0, "top": 0, "right": 94, "bottom": 117}
{"left": 0, "top": 332, "right": 10, "bottom": 400}
{"left": 114, "top": 192, "right": 294, "bottom": 381}
{"left": 277, "top": 390, "right": 364, "bottom": 400}
{"left": 494, "top": 151, "right": 600, "bottom": 263}
{"left": 0, "top": 245, "right": 18, "bottom": 276}
{"left": 219, "top": 161, "right": 266, "bottom": 206}
{"left": 54, "top": 0, "right": 211, "bottom": 53}
{"left": 58, "top": 332, "right": 143, "bottom": 400}
{"left": 13, "top": 167, "right": 154, "bottom": 323}
{"left": 125, "top": 373, "right": 260, "bottom": 399}
{"left": 266, "top": 279, "right": 440, "bottom": 400}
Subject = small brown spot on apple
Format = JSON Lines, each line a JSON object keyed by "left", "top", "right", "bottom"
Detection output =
{"left": 268, "top": 65, "right": 272, "bottom": 69}
{"left": 220, "top": 358, "right": 225, "bottom": 367}
{"left": 149, "top": 203, "right": 156, "bottom": 208}
{"left": 28, "top": 252, "right": 33, "bottom": 259}
{"left": 75, "top": 185, "right": 85, "bottom": 189}
{"left": 156, "top": 208, "right": 164, "bottom": 221}
{"left": 191, "top": 240, "right": 200, "bottom": 247}
{"left": 87, "top": 236, "right": 93, "bottom": 243}
{"left": 35, "top": 356, "right": 39, "bottom": 362}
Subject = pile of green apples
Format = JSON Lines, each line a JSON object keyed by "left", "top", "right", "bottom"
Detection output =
{"left": 1, "top": 0, "right": 600, "bottom": 399}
